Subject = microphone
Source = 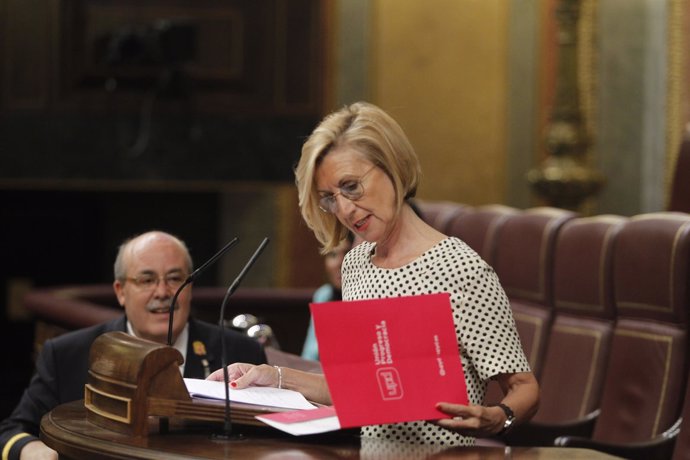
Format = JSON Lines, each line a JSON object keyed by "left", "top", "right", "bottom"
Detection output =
{"left": 166, "top": 237, "right": 239, "bottom": 346}
{"left": 215, "top": 237, "right": 270, "bottom": 439}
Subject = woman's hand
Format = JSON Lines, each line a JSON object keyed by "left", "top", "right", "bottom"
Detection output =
{"left": 206, "top": 363, "right": 279, "bottom": 389}
{"left": 207, "top": 363, "right": 332, "bottom": 405}
{"left": 434, "top": 371, "right": 539, "bottom": 438}
{"left": 433, "top": 402, "right": 506, "bottom": 438}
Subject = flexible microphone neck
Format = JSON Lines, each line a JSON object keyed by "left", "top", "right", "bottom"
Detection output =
{"left": 217, "top": 237, "right": 270, "bottom": 438}
{"left": 166, "top": 237, "right": 239, "bottom": 346}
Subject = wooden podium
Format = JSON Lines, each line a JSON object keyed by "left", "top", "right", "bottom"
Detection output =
{"left": 40, "top": 331, "right": 623, "bottom": 459}
{"left": 83, "top": 331, "right": 278, "bottom": 437}
{"left": 41, "top": 401, "right": 623, "bottom": 460}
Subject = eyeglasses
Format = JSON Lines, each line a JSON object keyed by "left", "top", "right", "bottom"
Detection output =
{"left": 124, "top": 272, "right": 188, "bottom": 291}
{"left": 318, "top": 165, "right": 377, "bottom": 214}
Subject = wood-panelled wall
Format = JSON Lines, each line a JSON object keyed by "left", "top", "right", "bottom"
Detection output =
{"left": 0, "top": 0, "right": 329, "bottom": 309}
{"left": 332, "top": 0, "right": 690, "bottom": 215}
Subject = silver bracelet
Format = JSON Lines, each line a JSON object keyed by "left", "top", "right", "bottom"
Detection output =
{"left": 273, "top": 365, "right": 283, "bottom": 389}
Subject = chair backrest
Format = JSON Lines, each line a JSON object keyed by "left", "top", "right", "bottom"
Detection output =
{"left": 414, "top": 199, "right": 470, "bottom": 234}
{"left": 593, "top": 213, "right": 690, "bottom": 444}
{"left": 445, "top": 204, "right": 517, "bottom": 405}
{"left": 534, "top": 215, "right": 625, "bottom": 423}
{"left": 491, "top": 207, "right": 577, "bottom": 376}
{"left": 482, "top": 207, "right": 575, "bottom": 405}
{"left": 446, "top": 204, "right": 518, "bottom": 261}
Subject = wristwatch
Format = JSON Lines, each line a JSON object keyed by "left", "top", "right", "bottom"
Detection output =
{"left": 494, "top": 403, "right": 516, "bottom": 436}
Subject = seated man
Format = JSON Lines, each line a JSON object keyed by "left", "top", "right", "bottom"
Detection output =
{"left": 0, "top": 231, "right": 266, "bottom": 460}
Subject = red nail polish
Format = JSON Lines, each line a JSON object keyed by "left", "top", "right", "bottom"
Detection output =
{"left": 230, "top": 381, "right": 237, "bottom": 388}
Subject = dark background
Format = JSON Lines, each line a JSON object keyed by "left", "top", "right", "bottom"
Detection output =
{"left": 0, "top": 0, "right": 327, "bottom": 418}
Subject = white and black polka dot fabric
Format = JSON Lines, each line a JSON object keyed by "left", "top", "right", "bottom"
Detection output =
{"left": 341, "top": 237, "right": 530, "bottom": 446}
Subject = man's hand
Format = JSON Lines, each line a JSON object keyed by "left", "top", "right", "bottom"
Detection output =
{"left": 19, "top": 440, "right": 57, "bottom": 460}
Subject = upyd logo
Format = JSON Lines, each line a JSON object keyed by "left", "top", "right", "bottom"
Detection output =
{"left": 376, "top": 367, "right": 404, "bottom": 400}
{"left": 372, "top": 320, "right": 404, "bottom": 400}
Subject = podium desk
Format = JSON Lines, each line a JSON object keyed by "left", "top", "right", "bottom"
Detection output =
{"left": 41, "top": 401, "right": 623, "bottom": 460}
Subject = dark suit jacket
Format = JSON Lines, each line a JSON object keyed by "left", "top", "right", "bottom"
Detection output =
{"left": 0, "top": 316, "right": 266, "bottom": 459}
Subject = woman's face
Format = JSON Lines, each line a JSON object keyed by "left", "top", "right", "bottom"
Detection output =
{"left": 315, "top": 147, "right": 397, "bottom": 244}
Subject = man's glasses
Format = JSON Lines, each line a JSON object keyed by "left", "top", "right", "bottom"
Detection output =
{"left": 318, "top": 165, "right": 377, "bottom": 214}
{"left": 124, "top": 273, "right": 188, "bottom": 291}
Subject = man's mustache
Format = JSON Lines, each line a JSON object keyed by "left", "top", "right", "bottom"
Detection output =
{"left": 146, "top": 302, "right": 179, "bottom": 313}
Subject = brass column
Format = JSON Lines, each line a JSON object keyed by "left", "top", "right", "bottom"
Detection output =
{"left": 527, "top": 0, "right": 604, "bottom": 211}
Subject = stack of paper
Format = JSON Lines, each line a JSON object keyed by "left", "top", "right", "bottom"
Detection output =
{"left": 184, "top": 378, "right": 316, "bottom": 410}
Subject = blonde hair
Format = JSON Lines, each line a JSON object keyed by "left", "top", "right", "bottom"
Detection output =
{"left": 295, "top": 102, "right": 421, "bottom": 253}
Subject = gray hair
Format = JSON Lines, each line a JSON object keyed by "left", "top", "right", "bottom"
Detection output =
{"left": 113, "top": 231, "right": 194, "bottom": 280}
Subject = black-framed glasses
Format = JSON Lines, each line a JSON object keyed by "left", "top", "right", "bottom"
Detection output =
{"left": 124, "top": 272, "right": 188, "bottom": 291}
{"left": 318, "top": 165, "right": 377, "bottom": 214}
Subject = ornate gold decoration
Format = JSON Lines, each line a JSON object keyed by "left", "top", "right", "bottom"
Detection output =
{"left": 528, "top": 0, "right": 604, "bottom": 211}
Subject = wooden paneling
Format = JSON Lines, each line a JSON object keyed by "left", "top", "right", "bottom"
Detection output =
{"left": 1, "top": 0, "right": 325, "bottom": 115}
{"left": 0, "top": 0, "right": 327, "bottom": 183}
{"left": 371, "top": 0, "right": 510, "bottom": 204}
{"left": 1, "top": 0, "right": 52, "bottom": 110}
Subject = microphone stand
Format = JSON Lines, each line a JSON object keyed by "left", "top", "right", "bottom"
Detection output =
{"left": 166, "top": 237, "right": 239, "bottom": 346}
{"left": 214, "top": 237, "right": 270, "bottom": 440}
{"left": 160, "top": 236, "right": 238, "bottom": 434}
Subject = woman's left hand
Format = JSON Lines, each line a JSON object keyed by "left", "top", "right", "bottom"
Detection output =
{"left": 433, "top": 402, "right": 505, "bottom": 438}
{"left": 207, "top": 363, "right": 279, "bottom": 389}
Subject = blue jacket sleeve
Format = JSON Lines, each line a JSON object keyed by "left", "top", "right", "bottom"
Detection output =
{"left": 0, "top": 340, "right": 61, "bottom": 460}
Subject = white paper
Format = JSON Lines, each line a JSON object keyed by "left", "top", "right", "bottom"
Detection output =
{"left": 184, "top": 378, "right": 316, "bottom": 410}
{"left": 256, "top": 414, "right": 341, "bottom": 436}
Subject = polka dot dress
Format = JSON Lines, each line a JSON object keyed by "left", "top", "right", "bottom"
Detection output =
{"left": 342, "top": 237, "right": 530, "bottom": 446}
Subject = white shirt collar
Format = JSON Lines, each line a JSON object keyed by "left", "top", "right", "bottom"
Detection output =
{"left": 125, "top": 321, "right": 189, "bottom": 375}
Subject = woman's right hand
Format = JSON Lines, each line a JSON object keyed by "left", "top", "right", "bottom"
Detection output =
{"left": 206, "top": 363, "right": 280, "bottom": 389}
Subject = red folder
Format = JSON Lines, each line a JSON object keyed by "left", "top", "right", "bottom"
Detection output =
{"left": 311, "top": 293, "right": 468, "bottom": 428}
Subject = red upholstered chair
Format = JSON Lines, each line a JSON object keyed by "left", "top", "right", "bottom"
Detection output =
{"left": 441, "top": 204, "right": 520, "bottom": 406}
{"left": 490, "top": 207, "right": 576, "bottom": 376}
{"left": 504, "top": 215, "right": 625, "bottom": 446}
{"left": 556, "top": 212, "right": 690, "bottom": 459}
{"left": 483, "top": 207, "right": 576, "bottom": 405}
{"left": 414, "top": 199, "right": 471, "bottom": 234}
{"left": 446, "top": 204, "right": 518, "bottom": 261}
